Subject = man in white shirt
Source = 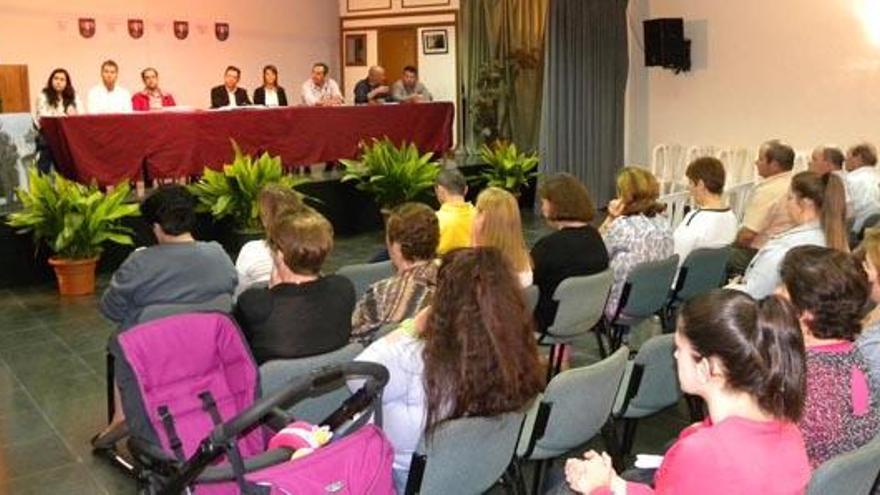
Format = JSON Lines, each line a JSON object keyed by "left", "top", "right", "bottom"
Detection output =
{"left": 300, "top": 62, "right": 344, "bottom": 106}
{"left": 808, "top": 145, "right": 853, "bottom": 218}
{"left": 844, "top": 143, "right": 880, "bottom": 233}
{"left": 86, "top": 60, "right": 133, "bottom": 114}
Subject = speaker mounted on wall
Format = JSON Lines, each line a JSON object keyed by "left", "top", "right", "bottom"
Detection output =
{"left": 644, "top": 18, "right": 691, "bottom": 73}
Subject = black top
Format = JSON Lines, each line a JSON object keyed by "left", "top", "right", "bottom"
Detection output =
{"left": 210, "top": 86, "right": 251, "bottom": 108}
{"left": 234, "top": 275, "right": 356, "bottom": 364}
{"left": 252, "top": 86, "right": 288, "bottom": 106}
{"left": 531, "top": 226, "right": 610, "bottom": 332}
{"left": 353, "top": 78, "right": 391, "bottom": 104}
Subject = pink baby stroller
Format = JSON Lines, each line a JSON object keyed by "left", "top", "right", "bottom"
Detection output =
{"left": 108, "top": 312, "right": 393, "bottom": 494}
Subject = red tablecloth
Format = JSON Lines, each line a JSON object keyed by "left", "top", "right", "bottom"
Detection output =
{"left": 40, "top": 102, "right": 455, "bottom": 186}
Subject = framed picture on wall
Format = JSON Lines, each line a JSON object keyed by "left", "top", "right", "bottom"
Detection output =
{"left": 422, "top": 29, "right": 448, "bottom": 55}
{"left": 345, "top": 34, "right": 367, "bottom": 66}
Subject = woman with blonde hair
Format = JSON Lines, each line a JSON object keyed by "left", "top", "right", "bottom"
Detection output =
{"left": 472, "top": 187, "right": 532, "bottom": 286}
{"left": 599, "top": 166, "right": 673, "bottom": 317}
{"left": 856, "top": 228, "right": 880, "bottom": 389}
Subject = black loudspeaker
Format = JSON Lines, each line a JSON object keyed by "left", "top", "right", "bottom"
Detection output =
{"left": 644, "top": 18, "right": 691, "bottom": 73}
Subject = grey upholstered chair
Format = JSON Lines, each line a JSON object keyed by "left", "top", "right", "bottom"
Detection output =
{"left": 807, "top": 433, "right": 880, "bottom": 495}
{"left": 336, "top": 260, "right": 395, "bottom": 299}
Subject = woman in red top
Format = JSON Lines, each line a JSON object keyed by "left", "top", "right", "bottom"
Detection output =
{"left": 565, "top": 289, "right": 811, "bottom": 494}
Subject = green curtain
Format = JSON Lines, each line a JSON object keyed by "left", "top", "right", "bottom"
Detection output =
{"left": 460, "top": 0, "right": 548, "bottom": 153}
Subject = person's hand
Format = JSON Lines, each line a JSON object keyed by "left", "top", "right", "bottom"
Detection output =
{"left": 565, "top": 451, "right": 617, "bottom": 494}
{"left": 413, "top": 305, "right": 431, "bottom": 334}
{"left": 607, "top": 199, "right": 625, "bottom": 218}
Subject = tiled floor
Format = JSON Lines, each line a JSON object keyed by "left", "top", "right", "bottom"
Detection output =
{"left": 0, "top": 211, "right": 689, "bottom": 494}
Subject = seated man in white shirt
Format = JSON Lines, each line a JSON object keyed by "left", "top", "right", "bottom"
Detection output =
{"left": 844, "top": 142, "right": 880, "bottom": 233}
{"left": 86, "top": 60, "right": 133, "bottom": 114}
{"left": 300, "top": 62, "right": 344, "bottom": 106}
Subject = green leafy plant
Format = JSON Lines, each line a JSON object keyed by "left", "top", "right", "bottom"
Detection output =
{"left": 189, "top": 141, "right": 309, "bottom": 232}
{"left": 7, "top": 169, "right": 140, "bottom": 259}
{"left": 340, "top": 137, "right": 440, "bottom": 209}
{"left": 478, "top": 140, "right": 540, "bottom": 194}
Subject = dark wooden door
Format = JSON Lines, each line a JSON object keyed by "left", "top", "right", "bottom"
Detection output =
{"left": 378, "top": 28, "right": 417, "bottom": 86}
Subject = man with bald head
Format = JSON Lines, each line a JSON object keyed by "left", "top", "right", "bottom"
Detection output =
{"left": 354, "top": 66, "right": 391, "bottom": 104}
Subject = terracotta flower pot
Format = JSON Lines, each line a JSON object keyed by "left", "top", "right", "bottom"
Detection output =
{"left": 48, "top": 256, "right": 99, "bottom": 296}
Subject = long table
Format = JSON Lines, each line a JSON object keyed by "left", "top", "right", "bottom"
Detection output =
{"left": 39, "top": 102, "right": 455, "bottom": 186}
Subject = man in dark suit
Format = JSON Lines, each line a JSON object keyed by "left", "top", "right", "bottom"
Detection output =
{"left": 210, "top": 66, "right": 251, "bottom": 108}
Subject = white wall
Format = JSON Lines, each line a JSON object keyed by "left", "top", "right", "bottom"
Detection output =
{"left": 0, "top": 0, "right": 339, "bottom": 110}
{"left": 627, "top": 0, "right": 880, "bottom": 166}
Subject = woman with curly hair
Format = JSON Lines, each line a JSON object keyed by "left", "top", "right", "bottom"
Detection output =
{"left": 778, "top": 245, "right": 880, "bottom": 467}
{"left": 34, "top": 68, "right": 83, "bottom": 173}
{"left": 356, "top": 247, "right": 544, "bottom": 491}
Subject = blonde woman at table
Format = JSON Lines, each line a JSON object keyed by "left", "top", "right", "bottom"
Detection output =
{"left": 34, "top": 68, "right": 83, "bottom": 173}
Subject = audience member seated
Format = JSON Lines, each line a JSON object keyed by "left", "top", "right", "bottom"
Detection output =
{"left": 100, "top": 185, "right": 237, "bottom": 329}
{"left": 736, "top": 171, "right": 847, "bottom": 298}
{"left": 856, "top": 228, "right": 880, "bottom": 389}
{"left": 253, "top": 65, "right": 288, "bottom": 107}
{"left": 34, "top": 68, "right": 82, "bottom": 173}
{"left": 235, "top": 185, "right": 305, "bottom": 296}
{"left": 809, "top": 145, "right": 852, "bottom": 217}
{"left": 564, "top": 289, "right": 811, "bottom": 495}
{"left": 87, "top": 59, "right": 132, "bottom": 114}
{"left": 673, "top": 157, "right": 737, "bottom": 265}
{"left": 472, "top": 187, "right": 532, "bottom": 286}
{"left": 210, "top": 65, "right": 251, "bottom": 108}
{"left": 300, "top": 62, "right": 344, "bottom": 106}
{"left": 131, "top": 67, "right": 176, "bottom": 111}
{"left": 391, "top": 66, "right": 433, "bottom": 103}
{"left": 235, "top": 209, "right": 355, "bottom": 364}
{"left": 844, "top": 142, "right": 880, "bottom": 233}
{"left": 599, "top": 166, "right": 673, "bottom": 318}
{"left": 778, "top": 245, "right": 880, "bottom": 467}
{"left": 354, "top": 65, "right": 391, "bottom": 104}
{"left": 532, "top": 174, "right": 609, "bottom": 332}
{"left": 355, "top": 248, "right": 543, "bottom": 492}
{"left": 350, "top": 203, "right": 439, "bottom": 344}
{"left": 434, "top": 168, "right": 475, "bottom": 254}
{"left": 728, "top": 140, "right": 796, "bottom": 276}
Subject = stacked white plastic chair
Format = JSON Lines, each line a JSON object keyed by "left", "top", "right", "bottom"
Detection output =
{"left": 651, "top": 144, "right": 685, "bottom": 195}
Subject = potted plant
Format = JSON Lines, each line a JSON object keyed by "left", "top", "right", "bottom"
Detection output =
{"left": 478, "top": 140, "right": 540, "bottom": 197}
{"left": 339, "top": 137, "right": 440, "bottom": 213}
{"left": 189, "top": 141, "right": 309, "bottom": 256}
{"left": 7, "top": 169, "right": 140, "bottom": 295}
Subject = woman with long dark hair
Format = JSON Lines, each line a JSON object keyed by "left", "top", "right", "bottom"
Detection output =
{"left": 34, "top": 68, "right": 82, "bottom": 173}
{"left": 253, "top": 65, "right": 288, "bottom": 107}
{"left": 356, "top": 247, "right": 543, "bottom": 491}
{"left": 564, "top": 289, "right": 811, "bottom": 494}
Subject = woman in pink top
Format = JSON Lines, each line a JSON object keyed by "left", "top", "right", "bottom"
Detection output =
{"left": 779, "top": 245, "right": 880, "bottom": 467}
{"left": 564, "top": 289, "right": 811, "bottom": 494}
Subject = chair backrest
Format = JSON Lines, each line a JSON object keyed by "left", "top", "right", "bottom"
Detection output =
{"left": 336, "top": 260, "right": 395, "bottom": 299}
{"left": 673, "top": 247, "right": 731, "bottom": 303}
{"left": 259, "top": 342, "right": 364, "bottom": 424}
{"left": 807, "top": 432, "right": 880, "bottom": 495}
{"left": 407, "top": 412, "right": 525, "bottom": 495}
{"left": 547, "top": 269, "right": 614, "bottom": 338}
{"left": 524, "top": 285, "right": 540, "bottom": 315}
{"left": 521, "top": 346, "right": 629, "bottom": 460}
{"left": 613, "top": 334, "right": 681, "bottom": 419}
{"left": 135, "top": 293, "right": 233, "bottom": 325}
{"left": 616, "top": 255, "right": 679, "bottom": 321}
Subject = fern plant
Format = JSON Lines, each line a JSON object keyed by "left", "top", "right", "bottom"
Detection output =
{"left": 340, "top": 138, "right": 440, "bottom": 209}
{"left": 478, "top": 140, "right": 539, "bottom": 195}
{"left": 7, "top": 169, "right": 140, "bottom": 259}
{"left": 189, "top": 141, "right": 309, "bottom": 232}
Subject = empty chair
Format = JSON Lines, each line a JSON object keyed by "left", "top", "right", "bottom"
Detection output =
{"left": 404, "top": 412, "right": 525, "bottom": 495}
{"left": 538, "top": 269, "right": 614, "bottom": 378}
{"left": 605, "top": 255, "right": 679, "bottom": 354}
{"left": 611, "top": 334, "right": 681, "bottom": 457}
{"left": 807, "top": 433, "right": 880, "bottom": 495}
{"left": 337, "top": 260, "right": 395, "bottom": 299}
{"left": 662, "top": 247, "right": 731, "bottom": 331}
{"left": 259, "top": 342, "right": 364, "bottom": 424}
{"left": 517, "top": 346, "right": 629, "bottom": 493}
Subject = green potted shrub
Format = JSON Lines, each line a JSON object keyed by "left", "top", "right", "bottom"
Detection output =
{"left": 340, "top": 137, "right": 440, "bottom": 212}
{"left": 189, "top": 141, "right": 309, "bottom": 255}
{"left": 478, "top": 140, "right": 540, "bottom": 197}
{"left": 7, "top": 169, "right": 140, "bottom": 295}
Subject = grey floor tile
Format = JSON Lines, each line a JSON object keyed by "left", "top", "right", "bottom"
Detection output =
{"left": 0, "top": 464, "right": 107, "bottom": 495}
{"left": 0, "top": 433, "right": 77, "bottom": 480}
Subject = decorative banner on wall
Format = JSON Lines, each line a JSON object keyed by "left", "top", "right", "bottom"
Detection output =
{"left": 78, "top": 18, "right": 96, "bottom": 38}
{"left": 173, "top": 20, "right": 189, "bottom": 40}
{"left": 128, "top": 19, "right": 144, "bottom": 39}
{"left": 215, "top": 22, "right": 229, "bottom": 41}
